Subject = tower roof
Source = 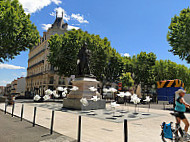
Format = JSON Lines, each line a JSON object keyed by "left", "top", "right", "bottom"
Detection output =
{"left": 51, "top": 11, "right": 68, "bottom": 30}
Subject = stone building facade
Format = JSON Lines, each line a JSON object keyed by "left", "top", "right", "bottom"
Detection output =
{"left": 4, "top": 84, "right": 11, "bottom": 96}
{"left": 0, "top": 86, "right": 5, "bottom": 95}
{"left": 26, "top": 13, "right": 73, "bottom": 96}
{"left": 11, "top": 79, "right": 17, "bottom": 95}
{"left": 17, "top": 77, "right": 26, "bottom": 96}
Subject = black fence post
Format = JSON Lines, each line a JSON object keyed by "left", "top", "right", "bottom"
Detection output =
{"left": 12, "top": 103, "right": 15, "bottom": 117}
{"left": 78, "top": 115, "right": 82, "bottom": 142}
{"left": 124, "top": 96, "right": 126, "bottom": 106}
{"left": 33, "top": 107, "right": 37, "bottom": 127}
{"left": 50, "top": 110, "right": 55, "bottom": 135}
{"left": 124, "top": 119, "right": 128, "bottom": 142}
{"left": 4, "top": 102, "right": 7, "bottom": 114}
{"left": 149, "top": 103, "right": 150, "bottom": 109}
{"left": 163, "top": 103, "right": 165, "bottom": 110}
{"left": 20, "top": 104, "right": 24, "bottom": 121}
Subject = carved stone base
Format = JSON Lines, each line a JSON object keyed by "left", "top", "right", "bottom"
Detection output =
{"left": 67, "top": 77, "right": 101, "bottom": 99}
{"left": 63, "top": 76, "right": 105, "bottom": 110}
{"left": 63, "top": 99, "right": 106, "bottom": 110}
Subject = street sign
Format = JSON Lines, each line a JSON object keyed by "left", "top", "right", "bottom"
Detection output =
{"left": 118, "top": 82, "right": 122, "bottom": 91}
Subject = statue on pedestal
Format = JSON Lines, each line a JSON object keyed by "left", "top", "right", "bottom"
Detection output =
{"left": 64, "top": 43, "right": 106, "bottom": 110}
{"left": 77, "top": 42, "right": 92, "bottom": 77}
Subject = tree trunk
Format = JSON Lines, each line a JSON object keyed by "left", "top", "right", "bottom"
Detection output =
{"left": 100, "top": 81, "right": 106, "bottom": 99}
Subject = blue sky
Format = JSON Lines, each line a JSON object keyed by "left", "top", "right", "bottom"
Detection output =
{"left": 0, "top": 0, "right": 190, "bottom": 86}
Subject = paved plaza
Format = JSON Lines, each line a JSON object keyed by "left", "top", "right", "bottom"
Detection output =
{"left": 0, "top": 101, "right": 189, "bottom": 142}
{"left": 27, "top": 102, "right": 161, "bottom": 123}
{"left": 0, "top": 111, "right": 75, "bottom": 142}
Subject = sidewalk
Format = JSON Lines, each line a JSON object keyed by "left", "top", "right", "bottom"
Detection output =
{"left": 0, "top": 102, "right": 189, "bottom": 142}
{"left": 0, "top": 111, "right": 75, "bottom": 142}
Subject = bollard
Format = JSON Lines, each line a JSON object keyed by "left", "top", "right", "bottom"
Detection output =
{"left": 135, "top": 104, "right": 137, "bottom": 113}
{"left": 20, "top": 104, "right": 24, "bottom": 121}
{"left": 78, "top": 115, "right": 82, "bottom": 142}
{"left": 12, "top": 103, "right": 15, "bottom": 117}
{"left": 124, "top": 119, "right": 128, "bottom": 142}
{"left": 163, "top": 103, "right": 165, "bottom": 110}
{"left": 50, "top": 110, "right": 55, "bottom": 135}
{"left": 124, "top": 96, "right": 126, "bottom": 106}
{"left": 148, "top": 103, "right": 150, "bottom": 112}
{"left": 33, "top": 107, "right": 37, "bottom": 127}
{"left": 149, "top": 103, "right": 150, "bottom": 109}
{"left": 4, "top": 102, "right": 7, "bottom": 114}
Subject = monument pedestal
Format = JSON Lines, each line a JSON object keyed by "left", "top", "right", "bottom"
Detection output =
{"left": 63, "top": 77, "right": 106, "bottom": 110}
{"left": 63, "top": 99, "right": 106, "bottom": 110}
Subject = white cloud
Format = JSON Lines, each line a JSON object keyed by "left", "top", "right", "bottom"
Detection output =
{"left": 50, "top": 7, "right": 70, "bottom": 22}
{"left": 49, "top": 7, "right": 89, "bottom": 25}
{"left": 19, "top": 0, "right": 62, "bottom": 14}
{"left": 71, "top": 14, "right": 89, "bottom": 24}
{"left": 42, "top": 23, "right": 80, "bottom": 31}
{"left": 124, "top": 53, "right": 130, "bottom": 57}
{"left": 71, "top": 24, "right": 80, "bottom": 26}
{"left": 121, "top": 53, "right": 130, "bottom": 57}
{"left": 0, "top": 64, "right": 25, "bottom": 69}
{"left": 67, "top": 25, "right": 80, "bottom": 30}
{"left": 42, "top": 24, "right": 52, "bottom": 31}
{"left": 50, "top": 12, "right": 55, "bottom": 17}
{"left": 51, "top": 0, "right": 62, "bottom": 5}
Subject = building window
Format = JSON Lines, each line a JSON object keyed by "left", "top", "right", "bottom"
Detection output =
{"left": 58, "top": 78, "right": 65, "bottom": 85}
{"left": 50, "top": 65, "right": 54, "bottom": 71}
{"left": 49, "top": 77, "right": 54, "bottom": 84}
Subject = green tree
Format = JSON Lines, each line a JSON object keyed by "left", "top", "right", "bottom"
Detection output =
{"left": 0, "top": 0, "right": 39, "bottom": 62}
{"left": 48, "top": 29, "right": 123, "bottom": 86}
{"left": 123, "top": 56, "right": 133, "bottom": 73}
{"left": 119, "top": 72, "right": 134, "bottom": 90}
{"left": 154, "top": 60, "right": 178, "bottom": 81}
{"left": 100, "top": 51, "right": 124, "bottom": 86}
{"left": 167, "top": 7, "right": 190, "bottom": 63}
{"left": 154, "top": 59, "right": 190, "bottom": 93}
{"left": 154, "top": 60, "right": 169, "bottom": 81}
{"left": 131, "top": 52, "right": 157, "bottom": 97}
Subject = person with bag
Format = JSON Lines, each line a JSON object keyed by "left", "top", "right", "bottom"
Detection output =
{"left": 175, "top": 89, "right": 190, "bottom": 139}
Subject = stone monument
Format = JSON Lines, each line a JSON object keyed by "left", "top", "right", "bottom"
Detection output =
{"left": 63, "top": 42, "right": 106, "bottom": 110}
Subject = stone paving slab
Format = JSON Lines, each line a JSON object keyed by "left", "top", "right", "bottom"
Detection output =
{"left": 39, "top": 136, "right": 76, "bottom": 142}
{"left": 0, "top": 110, "right": 75, "bottom": 142}
{"left": 1, "top": 102, "right": 190, "bottom": 142}
{"left": 27, "top": 102, "right": 161, "bottom": 123}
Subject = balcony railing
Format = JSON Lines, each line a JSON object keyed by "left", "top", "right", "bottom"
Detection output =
{"left": 27, "top": 60, "right": 44, "bottom": 70}
{"left": 26, "top": 72, "right": 43, "bottom": 79}
{"left": 28, "top": 49, "right": 45, "bottom": 61}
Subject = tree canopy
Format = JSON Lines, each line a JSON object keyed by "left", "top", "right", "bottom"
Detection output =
{"left": 123, "top": 52, "right": 157, "bottom": 95}
{"left": 48, "top": 29, "right": 123, "bottom": 84}
{"left": 119, "top": 72, "right": 134, "bottom": 90}
{"left": 123, "top": 52, "right": 190, "bottom": 93}
{"left": 48, "top": 28, "right": 190, "bottom": 94}
{"left": 154, "top": 59, "right": 190, "bottom": 93}
{"left": 167, "top": 7, "right": 190, "bottom": 63}
{"left": 0, "top": 0, "right": 39, "bottom": 62}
